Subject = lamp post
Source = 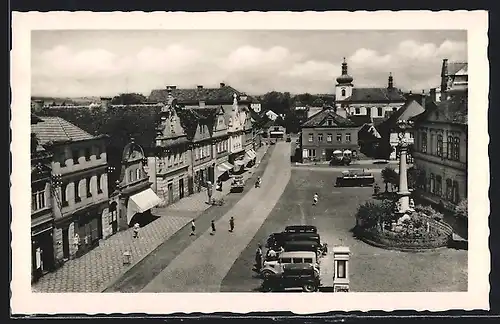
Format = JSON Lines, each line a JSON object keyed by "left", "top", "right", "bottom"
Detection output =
{"left": 396, "top": 119, "right": 413, "bottom": 214}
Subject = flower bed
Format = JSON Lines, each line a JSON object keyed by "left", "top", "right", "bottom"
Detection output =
{"left": 354, "top": 200, "right": 453, "bottom": 252}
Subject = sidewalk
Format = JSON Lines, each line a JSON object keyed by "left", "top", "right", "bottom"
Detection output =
{"left": 32, "top": 146, "right": 269, "bottom": 293}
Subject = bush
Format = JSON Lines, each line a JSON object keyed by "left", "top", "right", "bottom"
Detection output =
{"left": 356, "top": 199, "right": 394, "bottom": 229}
{"left": 455, "top": 198, "right": 468, "bottom": 218}
{"left": 414, "top": 204, "right": 444, "bottom": 222}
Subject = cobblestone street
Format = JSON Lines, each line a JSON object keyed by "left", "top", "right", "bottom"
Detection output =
{"left": 32, "top": 145, "right": 269, "bottom": 293}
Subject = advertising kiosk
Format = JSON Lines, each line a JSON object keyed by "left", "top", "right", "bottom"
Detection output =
{"left": 332, "top": 246, "right": 350, "bottom": 292}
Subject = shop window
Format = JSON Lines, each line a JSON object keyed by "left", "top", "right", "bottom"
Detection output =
{"left": 308, "top": 149, "right": 316, "bottom": 157}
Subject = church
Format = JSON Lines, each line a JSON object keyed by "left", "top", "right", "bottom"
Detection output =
{"left": 334, "top": 58, "right": 407, "bottom": 121}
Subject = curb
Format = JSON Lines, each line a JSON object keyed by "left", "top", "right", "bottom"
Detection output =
{"left": 355, "top": 232, "right": 451, "bottom": 253}
{"left": 101, "top": 146, "right": 271, "bottom": 292}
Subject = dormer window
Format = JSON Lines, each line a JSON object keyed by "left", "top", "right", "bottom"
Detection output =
{"left": 327, "top": 119, "right": 334, "bottom": 126}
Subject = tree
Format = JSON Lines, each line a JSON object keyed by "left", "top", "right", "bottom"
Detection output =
{"left": 407, "top": 166, "right": 426, "bottom": 190}
{"left": 455, "top": 198, "right": 468, "bottom": 218}
{"left": 381, "top": 166, "right": 398, "bottom": 192}
{"left": 111, "top": 93, "right": 147, "bottom": 105}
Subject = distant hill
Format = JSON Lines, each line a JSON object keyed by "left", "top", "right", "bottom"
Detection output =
{"left": 31, "top": 96, "right": 102, "bottom": 105}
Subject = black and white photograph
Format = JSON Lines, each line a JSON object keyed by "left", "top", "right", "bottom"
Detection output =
{"left": 11, "top": 11, "right": 489, "bottom": 314}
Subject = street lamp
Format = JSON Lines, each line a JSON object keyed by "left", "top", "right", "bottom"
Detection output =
{"left": 395, "top": 119, "right": 414, "bottom": 214}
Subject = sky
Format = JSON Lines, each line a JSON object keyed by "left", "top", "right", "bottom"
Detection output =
{"left": 31, "top": 30, "right": 467, "bottom": 97}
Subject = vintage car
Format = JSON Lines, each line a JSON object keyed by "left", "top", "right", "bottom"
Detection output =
{"left": 266, "top": 232, "right": 327, "bottom": 256}
{"left": 261, "top": 251, "right": 319, "bottom": 279}
{"left": 329, "top": 150, "right": 352, "bottom": 166}
{"left": 335, "top": 170, "right": 375, "bottom": 187}
{"left": 261, "top": 263, "right": 320, "bottom": 292}
{"left": 230, "top": 175, "right": 245, "bottom": 193}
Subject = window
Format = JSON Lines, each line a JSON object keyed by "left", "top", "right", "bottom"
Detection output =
{"left": 430, "top": 134, "right": 435, "bottom": 155}
{"left": 452, "top": 181, "right": 460, "bottom": 204}
{"left": 304, "top": 258, "right": 313, "bottom": 263}
{"left": 136, "top": 168, "right": 141, "bottom": 180}
{"left": 129, "top": 169, "right": 134, "bottom": 182}
{"left": 437, "top": 134, "right": 443, "bottom": 157}
{"left": 308, "top": 149, "right": 316, "bottom": 157}
{"left": 72, "top": 149, "right": 79, "bottom": 165}
{"left": 96, "top": 145, "right": 101, "bottom": 160}
{"left": 336, "top": 133, "right": 342, "bottom": 142}
{"left": 366, "top": 107, "right": 372, "bottom": 116}
{"left": 86, "top": 177, "right": 92, "bottom": 198}
{"left": 453, "top": 137, "right": 460, "bottom": 161}
{"left": 447, "top": 136, "right": 453, "bottom": 159}
{"left": 377, "top": 107, "right": 383, "bottom": 116}
{"left": 74, "top": 180, "right": 81, "bottom": 203}
{"left": 308, "top": 133, "right": 313, "bottom": 142}
{"left": 61, "top": 183, "right": 68, "bottom": 206}
{"left": 97, "top": 175, "right": 103, "bottom": 194}
{"left": 446, "top": 179, "right": 453, "bottom": 200}
{"left": 355, "top": 108, "right": 360, "bottom": 114}
{"left": 327, "top": 134, "right": 332, "bottom": 142}
{"left": 318, "top": 133, "right": 323, "bottom": 142}
{"left": 421, "top": 132, "right": 427, "bottom": 153}
{"left": 84, "top": 147, "right": 91, "bottom": 161}
{"left": 435, "top": 175, "right": 442, "bottom": 197}
{"left": 341, "top": 89, "right": 346, "bottom": 96}
{"left": 392, "top": 107, "right": 398, "bottom": 112}
{"left": 337, "top": 260, "right": 347, "bottom": 279}
{"left": 327, "top": 119, "right": 334, "bottom": 126}
{"left": 429, "top": 173, "right": 435, "bottom": 194}
{"left": 280, "top": 258, "right": 292, "bottom": 264}
{"left": 31, "top": 186, "right": 46, "bottom": 212}
{"left": 292, "top": 258, "right": 302, "bottom": 263}
{"left": 346, "top": 133, "right": 351, "bottom": 142}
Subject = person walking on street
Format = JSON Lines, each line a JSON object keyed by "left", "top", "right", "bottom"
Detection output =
{"left": 313, "top": 193, "right": 319, "bottom": 206}
{"left": 210, "top": 220, "right": 216, "bottom": 235}
{"left": 229, "top": 216, "right": 235, "bottom": 232}
{"left": 190, "top": 220, "right": 196, "bottom": 236}
{"left": 133, "top": 223, "right": 140, "bottom": 238}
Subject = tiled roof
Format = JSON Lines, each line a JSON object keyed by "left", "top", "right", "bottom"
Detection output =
{"left": 31, "top": 116, "right": 95, "bottom": 145}
{"left": 447, "top": 62, "right": 468, "bottom": 75}
{"left": 379, "top": 99, "right": 425, "bottom": 133}
{"left": 348, "top": 115, "right": 371, "bottom": 127}
{"left": 148, "top": 85, "right": 249, "bottom": 104}
{"left": 343, "top": 87, "right": 406, "bottom": 103}
{"left": 301, "top": 107, "right": 356, "bottom": 128}
{"left": 412, "top": 94, "right": 467, "bottom": 125}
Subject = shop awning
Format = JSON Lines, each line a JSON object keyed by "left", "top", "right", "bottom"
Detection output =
{"left": 217, "top": 162, "right": 233, "bottom": 173}
{"left": 127, "top": 188, "right": 162, "bottom": 224}
{"left": 234, "top": 160, "right": 246, "bottom": 166}
{"left": 245, "top": 149, "right": 257, "bottom": 160}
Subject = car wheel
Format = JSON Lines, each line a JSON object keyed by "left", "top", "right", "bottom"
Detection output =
{"left": 302, "top": 283, "right": 317, "bottom": 292}
{"left": 261, "top": 270, "right": 274, "bottom": 278}
{"left": 261, "top": 284, "right": 273, "bottom": 292}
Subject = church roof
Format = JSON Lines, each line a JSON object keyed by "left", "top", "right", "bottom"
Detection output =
{"left": 301, "top": 107, "right": 357, "bottom": 128}
{"left": 343, "top": 87, "right": 406, "bottom": 103}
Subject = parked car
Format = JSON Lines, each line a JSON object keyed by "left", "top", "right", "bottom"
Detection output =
{"left": 230, "top": 175, "right": 245, "bottom": 193}
{"left": 266, "top": 231, "right": 327, "bottom": 256}
{"left": 335, "top": 170, "right": 375, "bottom": 187}
{"left": 284, "top": 225, "right": 318, "bottom": 234}
{"left": 261, "top": 263, "right": 320, "bottom": 292}
{"left": 261, "top": 251, "right": 319, "bottom": 279}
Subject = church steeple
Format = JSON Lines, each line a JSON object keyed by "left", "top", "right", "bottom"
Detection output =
{"left": 388, "top": 72, "right": 394, "bottom": 89}
{"left": 336, "top": 57, "right": 353, "bottom": 85}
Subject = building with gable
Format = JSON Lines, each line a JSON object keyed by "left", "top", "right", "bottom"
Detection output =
{"left": 300, "top": 107, "right": 361, "bottom": 162}
{"left": 212, "top": 106, "right": 232, "bottom": 182}
{"left": 150, "top": 92, "right": 191, "bottom": 205}
{"left": 31, "top": 114, "right": 55, "bottom": 282}
{"left": 31, "top": 116, "right": 111, "bottom": 265}
{"left": 334, "top": 58, "right": 407, "bottom": 120}
{"left": 109, "top": 139, "right": 161, "bottom": 231}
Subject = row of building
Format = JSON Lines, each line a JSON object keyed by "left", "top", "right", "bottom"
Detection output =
{"left": 297, "top": 58, "right": 468, "bottom": 213}
{"left": 30, "top": 83, "right": 265, "bottom": 282}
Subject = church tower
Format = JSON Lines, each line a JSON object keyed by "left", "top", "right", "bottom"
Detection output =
{"left": 335, "top": 58, "right": 354, "bottom": 117}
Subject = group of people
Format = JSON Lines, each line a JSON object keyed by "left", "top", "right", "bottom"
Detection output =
{"left": 189, "top": 216, "right": 235, "bottom": 236}
{"left": 254, "top": 243, "right": 285, "bottom": 272}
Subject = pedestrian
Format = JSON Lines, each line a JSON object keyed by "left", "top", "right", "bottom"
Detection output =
{"left": 133, "top": 223, "right": 140, "bottom": 238}
{"left": 229, "top": 216, "right": 235, "bottom": 232}
{"left": 210, "top": 220, "right": 216, "bottom": 235}
{"left": 190, "top": 220, "right": 196, "bottom": 236}
{"left": 255, "top": 243, "right": 263, "bottom": 272}
{"left": 313, "top": 193, "right": 319, "bottom": 205}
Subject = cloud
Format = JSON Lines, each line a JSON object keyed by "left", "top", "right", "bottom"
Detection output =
{"left": 31, "top": 38, "right": 467, "bottom": 97}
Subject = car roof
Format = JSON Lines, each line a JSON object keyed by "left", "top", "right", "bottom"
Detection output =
{"left": 284, "top": 225, "right": 317, "bottom": 232}
{"left": 279, "top": 251, "right": 317, "bottom": 258}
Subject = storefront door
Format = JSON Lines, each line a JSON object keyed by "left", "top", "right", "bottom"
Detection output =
{"left": 179, "top": 178, "right": 184, "bottom": 199}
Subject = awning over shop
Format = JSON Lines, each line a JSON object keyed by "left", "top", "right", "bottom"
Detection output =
{"left": 234, "top": 160, "right": 246, "bottom": 166}
{"left": 217, "top": 162, "right": 234, "bottom": 176}
{"left": 245, "top": 149, "right": 257, "bottom": 160}
{"left": 127, "top": 188, "right": 162, "bottom": 224}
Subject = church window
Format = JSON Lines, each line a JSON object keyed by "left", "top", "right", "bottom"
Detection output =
{"left": 341, "top": 89, "right": 346, "bottom": 97}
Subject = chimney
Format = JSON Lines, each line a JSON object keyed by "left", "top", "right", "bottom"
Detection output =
{"left": 421, "top": 90, "right": 426, "bottom": 109}
{"left": 100, "top": 97, "right": 111, "bottom": 111}
{"left": 220, "top": 82, "right": 226, "bottom": 88}
{"left": 33, "top": 100, "right": 44, "bottom": 112}
{"left": 430, "top": 88, "right": 436, "bottom": 102}
{"left": 388, "top": 72, "right": 394, "bottom": 89}
{"left": 441, "top": 58, "right": 449, "bottom": 94}
{"left": 197, "top": 85, "right": 203, "bottom": 90}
